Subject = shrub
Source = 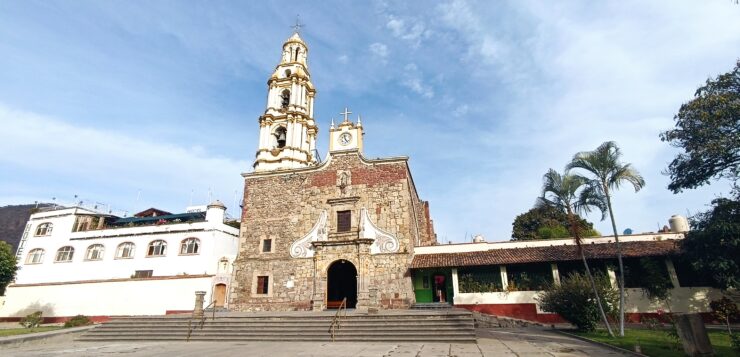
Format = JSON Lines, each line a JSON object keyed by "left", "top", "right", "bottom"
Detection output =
{"left": 19, "top": 311, "right": 43, "bottom": 328}
{"left": 710, "top": 297, "right": 740, "bottom": 352}
{"left": 537, "top": 272, "right": 618, "bottom": 331}
{"left": 63, "top": 314, "right": 92, "bottom": 328}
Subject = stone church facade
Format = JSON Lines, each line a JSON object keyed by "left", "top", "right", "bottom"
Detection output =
{"left": 229, "top": 32, "right": 436, "bottom": 312}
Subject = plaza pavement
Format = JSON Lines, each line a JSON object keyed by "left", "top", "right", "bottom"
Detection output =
{"left": 2, "top": 327, "right": 629, "bottom": 356}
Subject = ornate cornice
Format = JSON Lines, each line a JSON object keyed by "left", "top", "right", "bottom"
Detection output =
{"left": 326, "top": 196, "right": 360, "bottom": 206}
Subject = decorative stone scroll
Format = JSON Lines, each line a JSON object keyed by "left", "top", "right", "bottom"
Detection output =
{"left": 290, "top": 210, "right": 328, "bottom": 258}
{"left": 359, "top": 208, "right": 400, "bottom": 254}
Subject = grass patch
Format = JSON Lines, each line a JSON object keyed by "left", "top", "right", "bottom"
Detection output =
{"left": 0, "top": 326, "right": 63, "bottom": 337}
{"left": 572, "top": 329, "right": 735, "bottom": 357}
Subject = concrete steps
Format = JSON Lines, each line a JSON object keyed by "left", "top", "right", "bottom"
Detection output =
{"left": 78, "top": 310, "right": 476, "bottom": 343}
{"left": 410, "top": 302, "right": 453, "bottom": 310}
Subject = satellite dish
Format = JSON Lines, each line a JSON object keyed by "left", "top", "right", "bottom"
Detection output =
{"left": 623, "top": 228, "right": 633, "bottom": 235}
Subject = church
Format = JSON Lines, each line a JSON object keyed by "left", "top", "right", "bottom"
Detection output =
{"left": 229, "top": 31, "right": 437, "bottom": 312}
{"left": 1, "top": 31, "right": 721, "bottom": 325}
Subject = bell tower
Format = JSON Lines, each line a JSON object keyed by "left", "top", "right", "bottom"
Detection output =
{"left": 253, "top": 31, "right": 318, "bottom": 171}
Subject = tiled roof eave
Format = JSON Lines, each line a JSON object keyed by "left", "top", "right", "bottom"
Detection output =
{"left": 410, "top": 240, "right": 680, "bottom": 269}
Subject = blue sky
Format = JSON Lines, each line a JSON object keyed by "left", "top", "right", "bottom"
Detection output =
{"left": 1, "top": 1, "right": 738, "bottom": 242}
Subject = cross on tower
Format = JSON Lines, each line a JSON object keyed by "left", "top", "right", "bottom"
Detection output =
{"left": 340, "top": 107, "right": 352, "bottom": 122}
{"left": 291, "top": 16, "right": 305, "bottom": 34}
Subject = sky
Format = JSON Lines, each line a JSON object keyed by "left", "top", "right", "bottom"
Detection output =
{"left": 0, "top": 1, "right": 738, "bottom": 243}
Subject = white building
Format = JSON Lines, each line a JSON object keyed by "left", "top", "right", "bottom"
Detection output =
{"left": 0, "top": 201, "right": 239, "bottom": 320}
{"left": 410, "top": 218, "right": 724, "bottom": 323}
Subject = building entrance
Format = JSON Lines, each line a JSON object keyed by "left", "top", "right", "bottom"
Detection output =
{"left": 433, "top": 274, "right": 447, "bottom": 303}
{"left": 214, "top": 283, "right": 227, "bottom": 307}
{"left": 326, "top": 260, "right": 357, "bottom": 309}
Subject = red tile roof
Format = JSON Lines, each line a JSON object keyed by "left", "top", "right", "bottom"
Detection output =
{"left": 410, "top": 240, "right": 680, "bottom": 269}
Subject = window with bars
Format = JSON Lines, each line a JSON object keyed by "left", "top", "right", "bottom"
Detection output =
{"left": 180, "top": 238, "right": 200, "bottom": 255}
{"left": 55, "top": 246, "right": 74, "bottom": 262}
{"left": 35, "top": 222, "right": 53, "bottom": 236}
{"left": 256, "top": 276, "right": 269, "bottom": 294}
{"left": 26, "top": 248, "right": 45, "bottom": 264}
{"left": 337, "top": 210, "right": 351, "bottom": 232}
{"left": 134, "top": 270, "right": 153, "bottom": 278}
{"left": 147, "top": 240, "right": 167, "bottom": 257}
{"left": 262, "top": 239, "right": 272, "bottom": 253}
{"left": 85, "top": 244, "right": 105, "bottom": 261}
{"left": 116, "top": 242, "right": 135, "bottom": 259}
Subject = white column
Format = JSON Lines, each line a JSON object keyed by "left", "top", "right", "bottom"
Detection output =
{"left": 665, "top": 258, "right": 681, "bottom": 288}
{"left": 287, "top": 120, "right": 297, "bottom": 149}
{"left": 268, "top": 87, "right": 277, "bottom": 109}
{"left": 607, "top": 266, "right": 618, "bottom": 289}
{"left": 451, "top": 268, "right": 459, "bottom": 298}
{"left": 263, "top": 125, "right": 272, "bottom": 149}
{"left": 291, "top": 81, "right": 298, "bottom": 107}
{"left": 551, "top": 263, "right": 561, "bottom": 285}
{"left": 500, "top": 266, "right": 509, "bottom": 290}
{"left": 265, "top": 85, "right": 271, "bottom": 108}
{"left": 309, "top": 95, "right": 314, "bottom": 117}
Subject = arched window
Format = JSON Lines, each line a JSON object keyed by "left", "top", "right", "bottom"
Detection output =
{"left": 26, "top": 248, "right": 45, "bottom": 264}
{"left": 55, "top": 246, "right": 74, "bottom": 262}
{"left": 281, "top": 89, "right": 290, "bottom": 108}
{"left": 85, "top": 244, "right": 105, "bottom": 261}
{"left": 284, "top": 69, "right": 291, "bottom": 77}
{"left": 180, "top": 238, "right": 200, "bottom": 255}
{"left": 35, "top": 222, "right": 53, "bottom": 236}
{"left": 147, "top": 240, "right": 167, "bottom": 257}
{"left": 116, "top": 242, "right": 135, "bottom": 259}
{"left": 274, "top": 127, "right": 287, "bottom": 148}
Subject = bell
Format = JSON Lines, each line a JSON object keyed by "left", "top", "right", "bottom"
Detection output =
{"left": 277, "top": 131, "right": 286, "bottom": 141}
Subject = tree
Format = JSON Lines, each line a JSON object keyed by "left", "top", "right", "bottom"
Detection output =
{"left": 568, "top": 141, "right": 645, "bottom": 337}
{"left": 680, "top": 196, "right": 740, "bottom": 291}
{"left": 511, "top": 205, "right": 598, "bottom": 241}
{"left": 0, "top": 241, "right": 19, "bottom": 296}
{"left": 539, "top": 168, "right": 615, "bottom": 336}
{"left": 660, "top": 60, "right": 740, "bottom": 193}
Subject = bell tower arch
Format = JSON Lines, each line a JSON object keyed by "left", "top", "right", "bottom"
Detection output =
{"left": 253, "top": 31, "right": 318, "bottom": 171}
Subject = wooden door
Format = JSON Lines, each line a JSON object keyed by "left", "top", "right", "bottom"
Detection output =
{"left": 214, "top": 284, "right": 227, "bottom": 307}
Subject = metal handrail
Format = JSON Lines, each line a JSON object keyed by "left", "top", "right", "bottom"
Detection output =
{"left": 186, "top": 300, "right": 217, "bottom": 342}
{"left": 328, "top": 297, "right": 347, "bottom": 342}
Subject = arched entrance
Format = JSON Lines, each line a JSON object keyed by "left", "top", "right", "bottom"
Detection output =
{"left": 326, "top": 260, "right": 357, "bottom": 309}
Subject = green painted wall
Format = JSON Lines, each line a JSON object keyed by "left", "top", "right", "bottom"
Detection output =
{"left": 411, "top": 269, "right": 453, "bottom": 304}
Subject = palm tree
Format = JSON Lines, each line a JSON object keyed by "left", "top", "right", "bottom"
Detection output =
{"left": 539, "top": 169, "right": 615, "bottom": 337}
{"left": 567, "top": 141, "right": 645, "bottom": 337}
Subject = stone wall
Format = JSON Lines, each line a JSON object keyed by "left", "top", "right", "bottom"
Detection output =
{"left": 230, "top": 150, "right": 435, "bottom": 311}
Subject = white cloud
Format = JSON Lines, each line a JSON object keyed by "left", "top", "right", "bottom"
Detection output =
{"left": 401, "top": 63, "right": 434, "bottom": 99}
{"left": 0, "top": 104, "right": 247, "bottom": 214}
{"left": 337, "top": 54, "right": 349, "bottom": 64}
{"left": 368, "top": 42, "right": 389, "bottom": 63}
{"left": 452, "top": 104, "right": 469, "bottom": 117}
{"left": 425, "top": 0, "right": 740, "bottom": 240}
{"left": 385, "top": 14, "right": 428, "bottom": 47}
